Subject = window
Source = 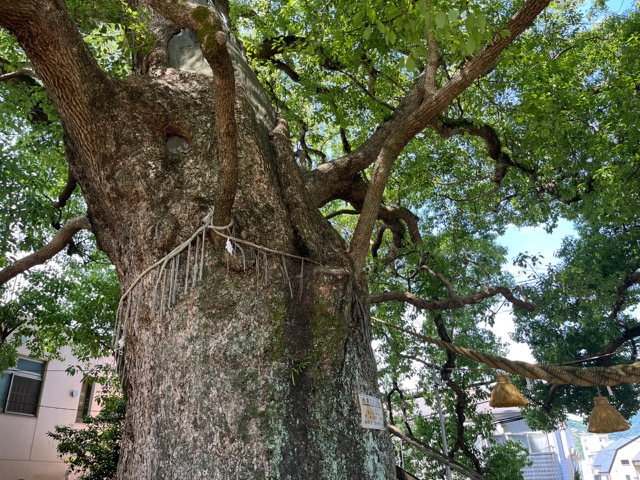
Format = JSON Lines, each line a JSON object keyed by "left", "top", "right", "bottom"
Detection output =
{"left": 493, "top": 432, "right": 551, "bottom": 453}
{"left": 594, "top": 476, "right": 601, "bottom": 480}
{"left": 528, "top": 433, "right": 550, "bottom": 453}
{"left": 75, "top": 380, "right": 94, "bottom": 422}
{"left": 622, "top": 459, "right": 630, "bottom": 465}
{"left": 0, "top": 358, "right": 44, "bottom": 415}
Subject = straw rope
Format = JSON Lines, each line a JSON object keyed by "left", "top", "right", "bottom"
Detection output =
{"left": 113, "top": 208, "right": 323, "bottom": 384}
{"left": 373, "top": 318, "right": 640, "bottom": 387}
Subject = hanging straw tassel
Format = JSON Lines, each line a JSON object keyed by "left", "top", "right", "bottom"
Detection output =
{"left": 588, "top": 396, "right": 630, "bottom": 433}
{"left": 489, "top": 374, "right": 528, "bottom": 408}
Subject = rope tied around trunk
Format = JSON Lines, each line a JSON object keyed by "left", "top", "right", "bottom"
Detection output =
{"left": 373, "top": 318, "right": 640, "bottom": 387}
{"left": 113, "top": 208, "right": 323, "bottom": 384}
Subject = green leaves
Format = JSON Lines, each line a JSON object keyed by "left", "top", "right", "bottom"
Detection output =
{"left": 238, "top": 0, "right": 515, "bottom": 155}
{"left": 0, "top": 256, "right": 118, "bottom": 370}
{"left": 0, "top": 1, "right": 136, "bottom": 368}
{"left": 48, "top": 384, "right": 124, "bottom": 480}
{"left": 435, "top": 11, "right": 447, "bottom": 29}
{"left": 65, "top": 0, "right": 152, "bottom": 77}
{"left": 483, "top": 440, "right": 532, "bottom": 480}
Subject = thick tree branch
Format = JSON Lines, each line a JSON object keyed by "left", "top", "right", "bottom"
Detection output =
{"left": 436, "top": 0, "right": 551, "bottom": 109}
{"left": 51, "top": 173, "right": 78, "bottom": 209}
{"left": 338, "top": 175, "right": 421, "bottom": 246}
{"left": 0, "top": 0, "right": 115, "bottom": 161}
{"left": 208, "top": 30, "right": 237, "bottom": 227}
{"left": 370, "top": 287, "right": 536, "bottom": 312}
{"left": 349, "top": 147, "right": 397, "bottom": 269}
{"left": 0, "top": 216, "right": 91, "bottom": 286}
{"left": 145, "top": 0, "right": 238, "bottom": 226}
{"left": 304, "top": 0, "right": 550, "bottom": 209}
{"left": 323, "top": 175, "right": 421, "bottom": 258}
{"left": 0, "top": 69, "right": 37, "bottom": 82}
{"left": 424, "top": 33, "right": 439, "bottom": 96}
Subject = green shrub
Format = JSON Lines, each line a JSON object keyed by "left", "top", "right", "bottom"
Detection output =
{"left": 48, "top": 393, "right": 125, "bottom": 480}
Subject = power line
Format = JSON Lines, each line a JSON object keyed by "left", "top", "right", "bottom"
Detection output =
{"left": 1, "top": 400, "right": 109, "bottom": 414}
{"left": 3, "top": 370, "right": 97, "bottom": 373}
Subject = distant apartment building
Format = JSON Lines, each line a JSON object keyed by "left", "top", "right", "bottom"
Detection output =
{"left": 0, "top": 345, "right": 106, "bottom": 480}
{"left": 590, "top": 435, "right": 640, "bottom": 480}
{"left": 581, "top": 432, "right": 613, "bottom": 476}
{"left": 478, "top": 405, "right": 581, "bottom": 480}
{"left": 413, "top": 398, "right": 580, "bottom": 480}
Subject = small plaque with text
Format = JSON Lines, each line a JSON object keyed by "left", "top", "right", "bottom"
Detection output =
{"left": 358, "top": 394, "right": 385, "bottom": 430}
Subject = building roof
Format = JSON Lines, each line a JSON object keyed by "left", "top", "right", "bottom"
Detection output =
{"left": 593, "top": 435, "right": 640, "bottom": 473}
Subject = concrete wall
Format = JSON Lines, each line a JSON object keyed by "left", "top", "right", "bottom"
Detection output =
{"left": 0, "top": 346, "right": 107, "bottom": 480}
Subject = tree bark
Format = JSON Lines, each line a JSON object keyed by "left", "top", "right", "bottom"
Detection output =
{"left": 0, "top": 0, "right": 555, "bottom": 476}
{"left": 114, "top": 29, "right": 395, "bottom": 480}
{"left": 0, "top": 2, "right": 394, "bottom": 478}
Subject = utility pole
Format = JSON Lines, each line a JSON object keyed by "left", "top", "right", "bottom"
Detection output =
{"left": 432, "top": 367, "right": 453, "bottom": 480}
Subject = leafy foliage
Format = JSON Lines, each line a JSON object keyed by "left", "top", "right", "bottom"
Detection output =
{"left": 0, "top": 259, "right": 118, "bottom": 371}
{"left": 1, "top": 0, "right": 640, "bottom": 477}
{"left": 483, "top": 440, "right": 532, "bottom": 480}
{"left": 0, "top": 1, "right": 125, "bottom": 370}
{"left": 48, "top": 390, "right": 124, "bottom": 480}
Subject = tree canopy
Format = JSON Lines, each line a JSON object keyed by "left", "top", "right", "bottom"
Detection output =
{"left": 1, "top": 0, "right": 639, "bottom": 478}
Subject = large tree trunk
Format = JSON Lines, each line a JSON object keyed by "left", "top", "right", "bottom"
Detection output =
{"left": 118, "top": 258, "right": 393, "bottom": 479}
{"left": 0, "top": 1, "right": 393, "bottom": 476}
{"left": 0, "top": 0, "right": 556, "bottom": 476}
{"left": 83, "top": 18, "right": 394, "bottom": 480}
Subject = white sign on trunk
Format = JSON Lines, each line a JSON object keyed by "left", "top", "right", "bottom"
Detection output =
{"left": 358, "top": 394, "right": 385, "bottom": 430}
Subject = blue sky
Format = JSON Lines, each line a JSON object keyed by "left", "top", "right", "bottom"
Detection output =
{"left": 606, "top": 0, "right": 636, "bottom": 13}
{"left": 499, "top": 219, "right": 575, "bottom": 264}
{"left": 492, "top": 219, "right": 575, "bottom": 361}
{"left": 486, "top": 0, "right": 638, "bottom": 360}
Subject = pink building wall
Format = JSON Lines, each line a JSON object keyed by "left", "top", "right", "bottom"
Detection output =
{"left": 0, "top": 346, "right": 108, "bottom": 480}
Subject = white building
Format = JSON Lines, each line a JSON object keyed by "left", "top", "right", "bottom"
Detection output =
{"left": 0, "top": 346, "right": 106, "bottom": 480}
{"left": 414, "top": 398, "right": 580, "bottom": 479}
{"left": 480, "top": 406, "right": 581, "bottom": 480}
{"left": 590, "top": 435, "right": 640, "bottom": 480}
{"left": 581, "top": 433, "right": 613, "bottom": 477}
